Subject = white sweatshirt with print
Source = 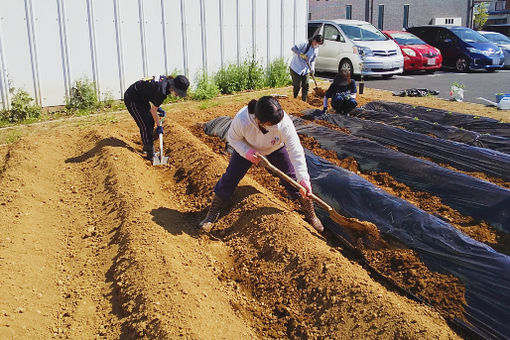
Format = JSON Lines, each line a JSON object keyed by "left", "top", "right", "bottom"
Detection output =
{"left": 227, "top": 106, "right": 310, "bottom": 183}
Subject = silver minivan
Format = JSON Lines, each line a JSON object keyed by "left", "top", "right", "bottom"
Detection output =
{"left": 309, "top": 19, "right": 404, "bottom": 77}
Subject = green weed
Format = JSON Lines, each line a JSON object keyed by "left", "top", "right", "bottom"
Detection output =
{"left": 0, "top": 88, "right": 41, "bottom": 123}
{"left": 266, "top": 58, "right": 291, "bottom": 88}
{"left": 191, "top": 73, "right": 220, "bottom": 101}
{"left": 67, "top": 77, "right": 100, "bottom": 111}
{"left": 198, "top": 101, "right": 221, "bottom": 110}
{"left": 2, "top": 128, "right": 23, "bottom": 144}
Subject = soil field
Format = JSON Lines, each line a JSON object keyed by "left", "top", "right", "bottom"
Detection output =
{"left": 0, "top": 85, "right": 507, "bottom": 339}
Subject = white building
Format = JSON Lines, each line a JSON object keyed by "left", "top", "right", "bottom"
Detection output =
{"left": 0, "top": 0, "right": 308, "bottom": 109}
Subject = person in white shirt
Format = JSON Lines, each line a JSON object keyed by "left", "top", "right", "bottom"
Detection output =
{"left": 289, "top": 35, "right": 324, "bottom": 101}
{"left": 199, "top": 96, "right": 324, "bottom": 232}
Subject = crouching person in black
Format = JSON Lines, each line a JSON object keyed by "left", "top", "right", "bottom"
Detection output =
{"left": 322, "top": 69, "right": 357, "bottom": 115}
{"left": 124, "top": 75, "right": 189, "bottom": 160}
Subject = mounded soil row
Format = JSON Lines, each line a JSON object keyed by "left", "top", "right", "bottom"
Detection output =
{"left": 0, "top": 105, "right": 460, "bottom": 339}
{"left": 1, "top": 85, "right": 506, "bottom": 338}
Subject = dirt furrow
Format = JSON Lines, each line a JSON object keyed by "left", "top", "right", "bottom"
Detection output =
{"left": 0, "top": 128, "right": 121, "bottom": 339}
{"left": 164, "top": 120, "right": 460, "bottom": 339}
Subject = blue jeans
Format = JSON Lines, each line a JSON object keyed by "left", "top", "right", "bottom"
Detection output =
{"left": 214, "top": 147, "right": 300, "bottom": 200}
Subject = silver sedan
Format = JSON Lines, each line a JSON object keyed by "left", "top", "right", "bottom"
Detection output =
{"left": 479, "top": 31, "right": 510, "bottom": 68}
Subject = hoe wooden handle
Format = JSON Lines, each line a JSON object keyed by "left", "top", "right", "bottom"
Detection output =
{"left": 257, "top": 154, "right": 332, "bottom": 211}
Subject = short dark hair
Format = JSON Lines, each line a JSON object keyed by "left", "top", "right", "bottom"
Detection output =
{"left": 247, "top": 96, "right": 284, "bottom": 125}
{"left": 309, "top": 34, "right": 324, "bottom": 45}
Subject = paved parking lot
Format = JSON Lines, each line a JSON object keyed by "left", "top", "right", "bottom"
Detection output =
{"left": 317, "top": 69, "right": 510, "bottom": 106}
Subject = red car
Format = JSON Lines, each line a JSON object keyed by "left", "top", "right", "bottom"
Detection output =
{"left": 383, "top": 30, "right": 442, "bottom": 73}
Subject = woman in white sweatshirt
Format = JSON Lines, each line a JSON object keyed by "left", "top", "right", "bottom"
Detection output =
{"left": 199, "top": 96, "right": 323, "bottom": 232}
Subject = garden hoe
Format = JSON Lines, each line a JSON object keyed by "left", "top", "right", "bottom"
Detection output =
{"left": 306, "top": 59, "right": 325, "bottom": 97}
{"left": 153, "top": 119, "right": 168, "bottom": 166}
{"left": 257, "top": 154, "right": 385, "bottom": 248}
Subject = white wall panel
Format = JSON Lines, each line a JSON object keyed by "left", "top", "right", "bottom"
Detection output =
{"left": 0, "top": 0, "right": 307, "bottom": 108}
{"left": 32, "top": 0, "right": 66, "bottom": 106}
{"left": 222, "top": 0, "right": 238, "bottom": 65}
{"left": 162, "top": 0, "right": 185, "bottom": 75}
{"left": 64, "top": 1, "right": 93, "bottom": 86}
{"left": 282, "top": 0, "right": 295, "bottom": 61}
{"left": 142, "top": 0, "right": 167, "bottom": 77}
{"left": 254, "top": 0, "right": 268, "bottom": 67}
{"left": 295, "top": 0, "right": 307, "bottom": 43}
{"left": 268, "top": 0, "right": 282, "bottom": 61}
{"left": 183, "top": 0, "right": 203, "bottom": 78}
{"left": 92, "top": 0, "right": 122, "bottom": 99}
{"left": 204, "top": 0, "right": 222, "bottom": 75}
{"left": 0, "top": 2, "right": 34, "bottom": 101}
{"left": 119, "top": 0, "right": 144, "bottom": 87}
{"left": 238, "top": 0, "right": 253, "bottom": 60}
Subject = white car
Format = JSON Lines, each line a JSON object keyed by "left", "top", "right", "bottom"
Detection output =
{"left": 308, "top": 19, "right": 404, "bottom": 77}
{"left": 478, "top": 31, "right": 510, "bottom": 68}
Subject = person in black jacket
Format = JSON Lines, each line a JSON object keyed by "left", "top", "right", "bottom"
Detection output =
{"left": 124, "top": 75, "right": 189, "bottom": 160}
{"left": 322, "top": 69, "right": 357, "bottom": 114}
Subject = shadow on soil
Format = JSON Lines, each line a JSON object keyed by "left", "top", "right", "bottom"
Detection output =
{"left": 65, "top": 137, "right": 137, "bottom": 163}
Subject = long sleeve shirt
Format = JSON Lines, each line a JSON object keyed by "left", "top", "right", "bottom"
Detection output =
{"left": 323, "top": 78, "right": 357, "bottom": 107}
{"left": 227, "top": 106, "right": 310, "bottom": 183}
{"left": 290, "top": 42, "right": 319, "bottom": 76}
{"left": 130, "top": 75, "right": 170, "bottom": 106}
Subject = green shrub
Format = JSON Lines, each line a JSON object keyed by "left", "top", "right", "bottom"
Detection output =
{"left": 214, "top": 64, "right": 243, "bottom": 94}
{"left": 0, "top": 88, "right": 41, "bottom": 123}
{"left": 191, "top": 72, "right": 219, "bottom": 100}
{"left": 214, "top": 54, "right": 266, "bottom": 94}
{"left": 67, "top": 77, "right": 99, "bottom": 110}
{"left": 266, "top": 58, "right": 291, "bottom": 88}
{"left": 243, "top": 53, "right": 266, "bottom": 91}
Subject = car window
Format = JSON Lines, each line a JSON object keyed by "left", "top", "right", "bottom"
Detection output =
{"left": 450, "top": 28, "right": 489, "bottom": 43}
{"left": 324, "top": 24, "right": 344, "bottom": 42}
{"left": 308, "top": 23, "right": 322, "bottom": 39}
{"left": 437, "top": 29, "right": 455, "bottom": 43}
{"left": 483, "top": 32, "right": 510, "bottom": 44}
{"left": 339, "top": 23, "right": 388, "bottom": 41}
{"left": 389, "top": 32, "right": 426, "bottom": 45}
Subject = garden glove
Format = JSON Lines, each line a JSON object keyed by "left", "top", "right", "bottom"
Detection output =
{"left": 157, "top": 107, "right": 166, "bottom": 117}
{"left": 245, "top": 149, "right": 260, "bottom": 165}
{"left": 299, "top": 179, "right": 313, "bottom": 198}
{"left": 299, "top": 53, "right": 307, "bottom": 60}
{"left": 155, "top": 126, "right": 164, "bottom": 135}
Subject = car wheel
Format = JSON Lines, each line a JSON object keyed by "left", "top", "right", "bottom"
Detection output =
{"left": 338, "top": 59, "right": 353, "bottom": 76}
{"left": 455, "top": 56, "right": 469, "bottom": 72}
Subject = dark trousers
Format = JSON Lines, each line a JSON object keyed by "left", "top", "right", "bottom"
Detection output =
{"left": 290, "top": 68, "right": 309, "bottom": 101}
{"left": 124, "top": 89, "right": 154, "bottom": 148}
{"left": 332, "top": 98, "right": 357, "bottom": 114}
{"left": 214, "top": 147, "right": 300, "bottom": 201}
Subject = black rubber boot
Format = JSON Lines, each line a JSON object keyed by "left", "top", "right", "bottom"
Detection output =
{"left": 299, "top": 197, "right": 324, "bottom": 232}
{"left": 143, "top": 144, "right": 154, "bottom": 161}
{"left": 198, "top": 193, "right": 224, "bottom": 231}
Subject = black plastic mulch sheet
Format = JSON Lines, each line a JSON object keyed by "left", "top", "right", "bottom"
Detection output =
{"left": 203, "top": 116, "right": 510, "bottom": 340}
{"left": 348, "top": 108, "right": 510, "bottom": 155}
{"left": 307, "top": 111, "right": 510, "bottom": 182}
{"left": 364, "top": 100, "right": 510, "bottom": 138}
{"left": 292, "top": 116, "right": 510, "bottom": 233}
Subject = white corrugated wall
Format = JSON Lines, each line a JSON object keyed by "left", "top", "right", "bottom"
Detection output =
{"left": 0, "top": 0, "right": 308, "bottom": 109}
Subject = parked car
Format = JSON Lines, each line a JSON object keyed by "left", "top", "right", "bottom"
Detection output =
{"left": 407, "top": 25, "right": 505, "bottom": 72}
{"left": 383, "top": 30, "right": 442, "bottom": 73}
{"left": 308, "top": 19, "right": 403, "bottom": 77}
{"left": 478, "top": 31, "right": 510, "bottom": 68}
{"left": 482, "top": 24, "right": 510, "bottom": 38}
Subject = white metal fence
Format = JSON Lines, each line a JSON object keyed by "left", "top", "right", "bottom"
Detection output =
{"left": 0, "top": 0, "right": 308, "bottom": 109}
